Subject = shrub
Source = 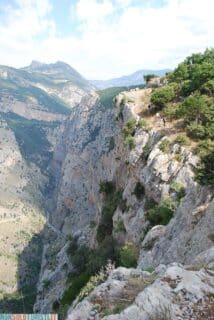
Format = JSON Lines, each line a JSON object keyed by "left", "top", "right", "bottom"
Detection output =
{"left": 144, "top": 74, "right": 157, "bottom": 83}
{"left": 70, "top": 245, "right": 91, "bottom": 273}
{"left": 142, "top": 140, "right": 153, "bottom": 161}
{"left": 121, "top": 94, "right": 128, "bottom": 105}
{"left": 181, "top": 79, "right": 194, "bottom": 96}
{"left": 173, "top": 133, "right": 190, "bottom": 146}
{"left": 115, "top": 220, "right": 126, "bottom": 233}
{"left": 194, "top": 139, "right": 214, "bottom": 158}
{"left": 170, "top": 181, "right": 185, "bottom": 201}
{"left": 97, "top": 186, "right": 123, "bottom": 243}
{"left": 99, "top": 181, "right": 115, "bottom": 194}
{"left": 163, "top": 103, "right": 180, "bottom": 119}
{"left": 195, "top": 152, "right": 214, "bottom": 186}
{"left": 122, "top": 119, "right": 137, "bottom": 138}
{"left": 201, "top": 79, "right": 214, "bottom": 96}
{"left": 60, "top": 272, "right": 90, "bottom": 307}
{"left": 133, "top": 182, "right": 145, "bottom": 200}
{"left": 187, "top": 123, "right": 207, "bottom": 139}
{"left": 124, "top": 136, "right": 136, "bottom": 150}
{"left": 159, "top": 139, "right": 171, "bottom": 153}
{"left": 173, "top": 149, "right": 184, "bottom": 162}
{"left": 151, "top": 85, "right": 176, "bottom": 108}
{"left": 77, "top": 261, "right": 114, "bottom": 301}
{"left": 87, "top": 236, "right": 118, "bottom": 274}
{"left": 43, "top": 279, "right": 50, "bottom": 289}
{"left": 146, "top": 198, "right": 175, "bottom": 226}
{"left": 119, "top": 242, "right": 139, "bottom": 268}
{"left": 137, "top": 119, "right": 148, "bottom": 129}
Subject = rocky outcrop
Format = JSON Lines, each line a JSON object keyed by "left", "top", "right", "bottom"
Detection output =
{"left": 66, "top": 263, "right": 214, "bottom": 320}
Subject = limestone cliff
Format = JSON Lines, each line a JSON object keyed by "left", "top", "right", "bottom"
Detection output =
{"left": 35, "top": 85, "right": 214, "bottom": 317}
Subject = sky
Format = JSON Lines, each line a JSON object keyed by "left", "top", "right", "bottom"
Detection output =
{"left": 0, "top": 0, "right": 213, "bottom": 79}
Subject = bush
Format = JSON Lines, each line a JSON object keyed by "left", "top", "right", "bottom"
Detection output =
{"left": 119, "top": 242, "right": 139, "bottom": 268}
{"left": 122, "top": 120, "right": 137, "bottom": 150}
{"left": 163, "top": 103, "right": 180, "bottom": 119}
{"left": 181, "top": 79, "right": 194, "bottom": 95}
{"left": 142, "top": 140, "right": 153, "bottom": 161}
{"left": 99, "top": 181, "right": 115, "bottom": 194}
{"left": 87, "top": 236, "right": 118, "bottom": 274}
{"left": 159, "top": 139, "right": 171, "bottom": 153}
{"left": 137, "top": 119, "right": 148, "bottom": 129}
{"left": 133, "top": 182, "right": 145, "bottom": 200}
{"left": 173, "top": 133, "right": 190, "bottom": 146}
{"left": 144, "top": 74, "right": 157, "bottom": 83}
{"left": 195, "top": 152, "right": 214, "bottom": 186}
{"left": 122, "top": 119, "right": 137, "bottom": 138}
{"left": 97, "top": 185, "right": 123, "bottom": 242}
{"left": 194, "top": 139, "right": 214, "bottom": 158}
{"left": 146, "top": 198, "right": 175, "bottom": 226}
{"left": 173, "top": 150, "right": 183, "bottom": 162}
{"left": 124, "top": 136, "right": 136, "bottom": 150}
{"left": 170, "top": 181, "right": 185, "bottom": 201}
{"left": 201, "top": 79, "right": 214, "bottom": 96}
{"left": 77, "top": 261, "right": 115, "bottom": 301}
{"left": 151, "top": 85, "right": 176, "bottom": 108}
{"left": 186, "top": 123, "right": 207, "bottom": 140}
{"left": 60, "top": 272, "right": 90, "bottom": 307}
{"left": 115, "top": 220, "right": 126, "bottom": 233}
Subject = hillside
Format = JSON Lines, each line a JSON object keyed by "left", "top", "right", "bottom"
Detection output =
{"left": 0, "top": 61, "right": 91, "bottom": 311}
{"left": 91, "top": 69, "right": 170, "bottom": 89}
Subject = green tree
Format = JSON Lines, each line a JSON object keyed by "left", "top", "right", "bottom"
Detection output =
{"left": 151, "top": 85, "right": 176, "bottom": 108}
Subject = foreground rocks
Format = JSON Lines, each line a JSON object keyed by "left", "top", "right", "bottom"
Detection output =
{"left": 67, "top": 263, "right": 214, "bottom": 320}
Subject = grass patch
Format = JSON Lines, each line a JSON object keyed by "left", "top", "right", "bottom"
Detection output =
{"left": 159, "top": 139, "right": 171, "bottom": 153}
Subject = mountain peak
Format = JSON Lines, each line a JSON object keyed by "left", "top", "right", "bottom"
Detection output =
{"left": 29, "top": 60, "right": 46, "bottom": 69}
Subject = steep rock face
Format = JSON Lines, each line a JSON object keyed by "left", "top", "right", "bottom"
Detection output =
{"left": 34, "top": 92, "right": 120, "bottom": 312}
{"left": 35, "top": 86, "right": 214, "bottom": 315}
{"left": 50, "top": 92, "right": 119, "bottom": 242}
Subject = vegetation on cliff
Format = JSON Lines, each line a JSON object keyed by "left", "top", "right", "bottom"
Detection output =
{"left": 151, "top": 49, "right": 214, "bottom": 185}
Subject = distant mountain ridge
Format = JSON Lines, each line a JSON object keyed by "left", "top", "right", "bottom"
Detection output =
{"left": 90, "top": 68, "right": 170, "bottom": 89}
{"left": 22, "top": 60, "right": 92, "bottom": 90}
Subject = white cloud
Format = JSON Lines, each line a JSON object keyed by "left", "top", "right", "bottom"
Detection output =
{"left": 76, "top": 0, "right": 114, "bottom": 22}
{"left": 0, "top": 0, "right": 213, "bottom": 79}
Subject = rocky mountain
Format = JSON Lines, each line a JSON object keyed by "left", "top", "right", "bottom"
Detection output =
{"left": 0, "top": 61, "right": 92, "bottom": 311}
{"left": 22, "top": 60, "right": 92, "bottom": 92}
{"left": 90, "top": 69, "right": 170, "bottom": 89}
{"left": 0, "top": 50, "right": 213, "bottom": 319}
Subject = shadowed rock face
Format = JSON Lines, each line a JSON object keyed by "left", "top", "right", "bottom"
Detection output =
{"left": 0, "top": 62, "right": 91, "bottom": 311}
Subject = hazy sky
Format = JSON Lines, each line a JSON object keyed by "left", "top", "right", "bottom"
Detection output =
{"left": 0, "top": 0, "right": 213, "bottom": 79}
